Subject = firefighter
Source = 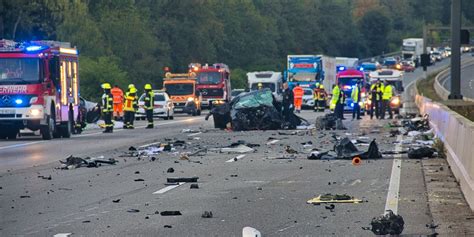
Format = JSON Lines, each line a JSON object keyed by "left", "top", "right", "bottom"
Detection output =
{"left": 111, "top": 85, "right": 124, "bottom": 121}
{"left": 380, "top": 80, "right": 393, "bottom": 119}
{"left": 101, "top": 83, "right": 114, "bottom": 133}
{"left": 369, "top": 79, "right": 381, "bottom": 119}
{"left": 282, "top": 82, "right": 294, "bottom": 123}
{"left": 257, "top": 82, "right": 263, "bottom": 91}
{"left": 314, "top": 84, "right": 327, "bottom": 112}
{"left": 332, "top": 82, "right": 345, "bottom": 120}
{"left": 123, "top": 87, "right": 137, "bottom": 129}
{"left": 292, "top": 83, "right": 303, "bottom": 113}
{"left": 143, "top": 84, "right": 154, "bottom": 129}
{"left": 351, "top": 81, "right": 362, "bottom": 120}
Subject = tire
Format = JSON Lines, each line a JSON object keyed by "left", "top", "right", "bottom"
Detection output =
{"left": 6, "top": 128, "right": 18, "bottom": 140}
{"left": 41, "top": 115, "right": 54, "bottom": 140}
{"left": 60, "top": 119, "right": 72, "bottom": 138}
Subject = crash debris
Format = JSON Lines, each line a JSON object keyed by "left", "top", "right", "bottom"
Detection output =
{"left": 307, "top": 194, "right": 362, "bottom": 204}
{"left": 370, "top": 210, "right": 404, "bottom": 235}
{"left": 58, "top": 155, "right": 117, "bottom": 169}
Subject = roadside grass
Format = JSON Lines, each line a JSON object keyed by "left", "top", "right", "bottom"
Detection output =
{"left": 416, "top": 72, "right": 443, "bottom": 102}
{"left": 448, "top": 105, "right": 474, "bottom": 122}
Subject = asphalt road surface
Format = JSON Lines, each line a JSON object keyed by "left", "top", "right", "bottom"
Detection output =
{"left": 442, "top": 54, "right": 474, "bottom": 99}
{"left": 0, "top": 60, "right": 458, "bottom": 236}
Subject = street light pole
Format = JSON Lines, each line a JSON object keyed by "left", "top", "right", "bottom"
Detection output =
{"left": 449, "top": 0, "right": 462, "bottom": 99}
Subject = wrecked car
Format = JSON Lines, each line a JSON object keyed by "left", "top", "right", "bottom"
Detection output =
{"left": 206, "top": 89, "right": 307, "bottom": 131}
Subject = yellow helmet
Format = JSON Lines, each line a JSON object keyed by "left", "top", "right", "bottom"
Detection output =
{"left": 144, "top": 84, "right": 152, "bottom": 90}
{"left": 101, "top": 83, "right": 111, "bottom": 89}
{"left": 320, "top": 85, "right": 324, "bottom": 89}
{"left": 129, "top": 87, "right": 137, "bottom": 93}
{"left": 257, "top": 82, "right": 263, "bottom": 88}
{"left": 128, "top": 84, "right": 135, "bottom": 89}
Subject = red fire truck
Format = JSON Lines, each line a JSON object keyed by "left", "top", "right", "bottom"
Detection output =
{"left": 0, "top": 40, "right": 80, "bottom": 140}
{"left": 189, "top": 63, "right": 231, "bottom": 108}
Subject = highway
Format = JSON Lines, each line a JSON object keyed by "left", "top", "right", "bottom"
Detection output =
{"left": 441, "top": 54, "right": 474, "bottom": 99}
{"left": 1, "top": 60, "right": 463, "bottom": 236}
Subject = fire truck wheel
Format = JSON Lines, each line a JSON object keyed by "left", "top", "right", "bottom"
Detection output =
{"left": 5, "top": 128, "right": 18, "bottom": 140}
{"left": 41, "top": 116, "right": 55, "bottom": 140}
{"left": 60, "top": 120, "right": 72, "bottom": 138}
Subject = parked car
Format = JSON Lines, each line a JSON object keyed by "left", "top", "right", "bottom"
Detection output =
{"left": 302, "top": 87, "right": 314, "bottom": 109}
{"left": 136, "top": 90, "right": 174, "bottom": 120}
{"left": 231, "top": 89, "right": 246, "bottom": 100}
{"left": 400, "top": 60, "right": 415, "bottom": 72}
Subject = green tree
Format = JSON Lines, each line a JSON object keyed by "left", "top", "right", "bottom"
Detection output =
{"left": 358, "top": 9, "right": 391, "bottom": 56}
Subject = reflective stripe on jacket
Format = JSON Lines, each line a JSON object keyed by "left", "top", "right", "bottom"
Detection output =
{"left": 111, "top": 87, "right": 124, "bottom": 104}
{"left": 124, "top": 93, "right": 137, "bottom": 112}
{"left": 351, "top": 86, "right": 360, "bottom": 103}
{"left": 144, "top": 91, "right": 154, "bottom": 110}
{"left": 102, "top": 93, "right": 113, "bottom": 112}
{"left": 331, "top": 86, "right": 344, "bottom": 104}
{"left": 293, "top": 86, "right": 304, "bottom": 99}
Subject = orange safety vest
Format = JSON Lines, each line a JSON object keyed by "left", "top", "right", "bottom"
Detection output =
{"left": 111, "top": 87, "right": 124, "bottom": 104}
{"left": 293, "top": 86, "right": 304, "bottom": 99}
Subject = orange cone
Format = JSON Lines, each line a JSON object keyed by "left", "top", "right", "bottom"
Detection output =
{"left": 352, "top": 156, "right": 362, "bottom": 166}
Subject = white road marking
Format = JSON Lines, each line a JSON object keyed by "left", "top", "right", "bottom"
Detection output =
{"left": 0, "top": 118, "right": 201, "bottom": 151}
{"left": 153, "top": 182, "right": 185, "bottom": 194}
{"left": 139, "top": 142, "right": 161, "bottom": 148}
{"left": 187, "top": 132, "right": 202, "bottom": 137}
{"left": 226, "top": 154, "right": 246, "bottom": 163}
{"left": 266, "top": 139, "right": 280, "bottom": 145}
{"left": 384, "top": 135, "right": 403, "bottom": 215}
{"left": 54, "top": 233, "right": 72, "bottom": 237}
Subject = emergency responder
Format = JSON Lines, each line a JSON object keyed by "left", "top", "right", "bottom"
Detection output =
{"left": 101, "top": 83, "right": 114, "bottom": 133}
{"left": 381, "top": 80, "right": 393, "bottom": 119}
{"left": 282, "top": 82, "right": 294, "bottom": 122}
{"left": 292, "top": 83, "right": 303, "bottom": 113}
{"left": 369, "top": 79, "right": 382, "bottom": 119}
{"left": 257, "top": 82, "right": 263, "bottom": 91}
{"left": 332, "top": 83, "right": 345, "bottom": 120}
{"left": 351, "top": 81, "right": 362, "bottom": 120}
{"left": 143, "top": 84, "right": 154, "bottom": 129}
{"left": 314, "top": 84, "right": 327, "bottom": 112}
{"left": 111, "top": 85, "right": 124, "bottom": 121}
{"left": 123, "top": 87, "right": 137, "bottom": 129}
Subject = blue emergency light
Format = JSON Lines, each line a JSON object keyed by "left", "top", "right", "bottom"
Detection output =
{"left": 337, "top": 66, "right": 346, "bottom": 71}
{"left": 15, "top": 99, "right": 23, "bottom": 105}
{"left": 25, "top": 45, "right": 43, "bottom": 52}
{"left": 358, "top": 67, "right": 364, "bottom": 71}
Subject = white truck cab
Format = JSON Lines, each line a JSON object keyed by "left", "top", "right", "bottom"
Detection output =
{"left": 247, "top": 71, "right": 283, "bottom": 101}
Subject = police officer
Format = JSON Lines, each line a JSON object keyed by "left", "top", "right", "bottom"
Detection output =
{"left": 281, "top": 82, "right": 294, "bottom": 122}
{"left": 123, "top": 87, "right": 137, "bottom": 129}
{"left": 144, "top": 84, "right": 154, "bottom": 129}
{"left": 101, "top": 83, "right": 114, "bottom": 133}
{"left": 332, "top": 83, "right": 345, "bottom": 120}
{"left": 381, "top": 80, "right": 393, "bottom": 119}
{"left": 351, "top": 81, "right": 362, "bottom": 120}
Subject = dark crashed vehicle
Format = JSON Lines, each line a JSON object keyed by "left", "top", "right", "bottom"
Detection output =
{"left": 206, "top": 89, "right": 306, "bottom": 131}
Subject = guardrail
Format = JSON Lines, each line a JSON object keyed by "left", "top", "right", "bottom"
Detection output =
{"left": 434, "top": 59, "right": 474, "bottom": 101}
{"left": 415, "top": 80, "right": 474, "bottom": 211}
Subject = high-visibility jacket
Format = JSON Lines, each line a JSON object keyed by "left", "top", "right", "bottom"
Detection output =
{"left": 144, "top": 90, "right": 154, "bottom": 110}
{"left": 370, "top": 84, "right": 381, "bottom": 101}
{"left": 351, "top": 86, "right": 361, "bottom": 103}
{"left": 314, "top": 88, "right": 327, "bottom": 100}
{"left": 124, "top": 93, "right": 137, "bottom": 112}
{"left": 382, "top": 84, "right": 393, "bottom": 100}
{"left": 102, "top": 93, "right": 113, "bottom": 113}
{"left": 111, "top": 87, "right": 124, "bottom": 104}
{"left": 331, "top": 86, "right": 344, "bottom": 105}
{"left": 293, "top": 86, "right": 304, "bottom": 99}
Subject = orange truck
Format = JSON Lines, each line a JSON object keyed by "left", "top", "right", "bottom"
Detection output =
{"left": 162, "top": 72, "right": 202, "bottom": 116}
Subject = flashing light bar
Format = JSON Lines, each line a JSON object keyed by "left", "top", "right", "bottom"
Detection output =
{"left": 26, "top": 45, "right": 44, "bottom": 52}
{"left": 337, "top": 66, "right": 346, "bottom": 72}
{"left": 15, "top": 99, "right": 23, "bottom": 105}
{"left": 59, "top": 48, "right": 78, "bottom": 55}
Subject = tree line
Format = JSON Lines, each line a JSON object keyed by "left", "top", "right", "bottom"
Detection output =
{"left": 1, "top": 0, "right": 473, "bottom": 100}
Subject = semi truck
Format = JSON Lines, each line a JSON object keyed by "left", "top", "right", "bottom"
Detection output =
{"left": 189, "top": 63, "right": 230, "bottom": 109}
{"left": 162, "top": 72, "right": 202, "bottom": 116}
{"left": 402, "top": 38, "right": 423, "bottom": 67}
{"left": 0, "top": 40, "right": 80, "bottom": 140}
{"left": 285, "top": 55, "right": 336, "bottom": 90}
{"left": 247, "top": 71, "right": 283, "bottom": 101}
